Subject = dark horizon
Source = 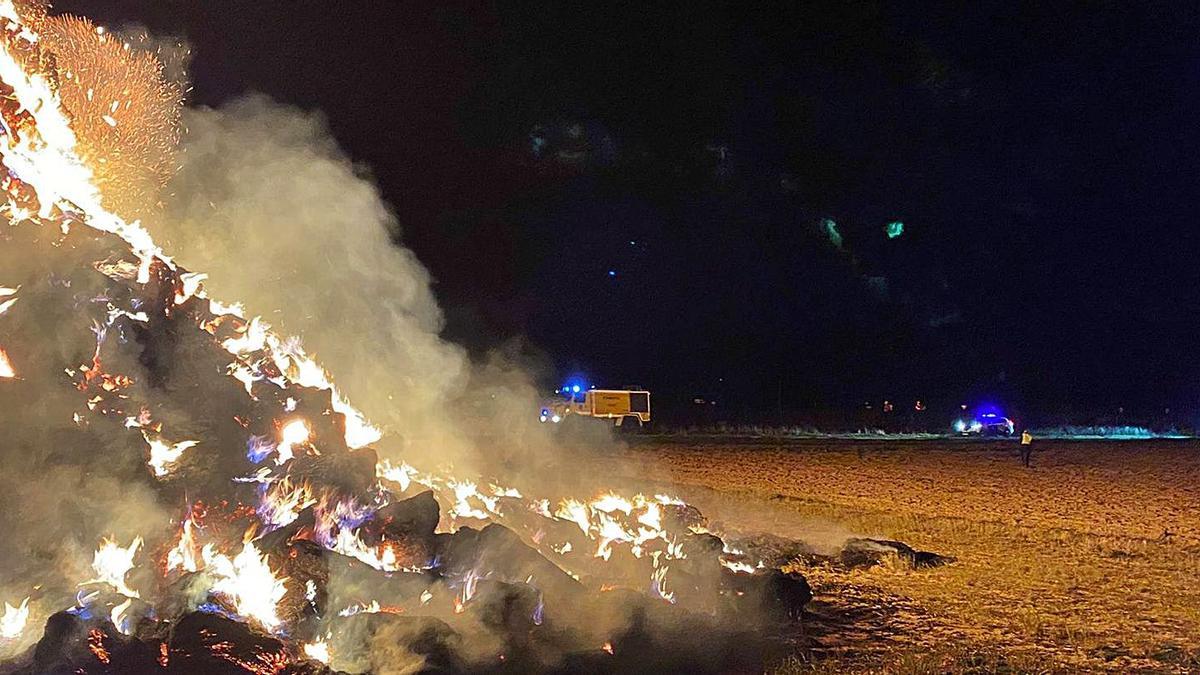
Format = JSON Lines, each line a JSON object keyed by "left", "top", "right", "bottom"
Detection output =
{"left": 61, "top": 1, "right": 1200, "bottom": 424}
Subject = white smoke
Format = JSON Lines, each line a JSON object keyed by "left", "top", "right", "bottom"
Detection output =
{"left": 155, "top": 95, "right": 572, "bottom": 479}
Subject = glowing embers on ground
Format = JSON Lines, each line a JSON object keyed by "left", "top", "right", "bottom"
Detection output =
{"left": 202, "top": 542, "right": 288, "bottom": 632}
{"left": 0, "top": 597, "right": 29, "bottom": 640}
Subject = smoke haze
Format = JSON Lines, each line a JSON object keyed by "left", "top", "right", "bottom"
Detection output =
{"left": 155, "top": 95, "right": 573, "bottom": 481}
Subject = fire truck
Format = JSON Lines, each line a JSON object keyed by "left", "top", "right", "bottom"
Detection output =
{"left": 540, "top": 386, "right": 651, "bottom": 428}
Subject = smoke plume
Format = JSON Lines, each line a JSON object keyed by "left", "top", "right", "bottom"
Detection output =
{"left": 153, "top": 96, "right": 573, "bottom": 482}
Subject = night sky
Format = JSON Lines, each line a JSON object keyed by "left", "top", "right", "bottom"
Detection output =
{"left": 60, "top": 1, "right": 1200, "bottom": 423}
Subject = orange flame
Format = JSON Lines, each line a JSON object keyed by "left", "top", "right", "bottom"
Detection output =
{"left": 0, "top": 348, "right": 14, "bottom": 378}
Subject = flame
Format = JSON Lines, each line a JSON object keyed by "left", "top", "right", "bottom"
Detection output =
{"left": 591, "top": 494, "right": 633, "bottom": 515}
{"left": 88, "top": 536, "right": 142, "bottom": 598}
{"left": 338, "top": 599, "right": 399, "bottom": 617}
{"left": 276, "top": 418, "right": 309, "bottom": 465}
{"left": 555, "top": 499, "right": 591, "bottom": 535}
{"left": 202, "top": 542, "right": 287, "bottom": 631}
{"left": 329, "top": 526, "right": 400, "bottom": 572}
{"left": 110, "top": 597, "right": 133, "bottom": 635}
{"left": 0, "top": 597, "right": 29, "bottom": 639}
{"left": 650, "top": 565, "right": 675, "bottom": 604}
{"left": 720, "top": 559, "right": 758, "bottom": 575}
{"left": 257, "top": 476, "right": 319, "bottom": 530}
{"left": 448, "top": 480, "right": 498, "bottom": 521}
{"left": 0, "top": 348, "right": 13, "bottom": 378}
{"left": 166, "top": 517, "right": 200, "bottom": 573}
{"left": 595, "top": 513, "right": 633, "bottom": 561}
{"left": 174, "top": 272, "right": 207, "bottom": 305}
{"left": 376, "top": 460, "right": 417, "bottom": 492}
{"left": 0, "top": 286, "right": 16, "bottom": 315}
{"left": 454, "top": 568, "right": 481, "bottom": 614}
{"left": 144, "top": 432, "right": 198, "bottom": 477}
{"left": 303, "top": 639, "right": 330, "bottom": 664}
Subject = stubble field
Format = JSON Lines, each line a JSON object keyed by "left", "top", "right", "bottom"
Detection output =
{"left": 590, "top": 437, "right": 1200, "bottom": 673}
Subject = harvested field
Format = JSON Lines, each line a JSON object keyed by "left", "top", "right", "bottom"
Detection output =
{"left": 590, "top": 438, "right": 1200, "bottom": 672}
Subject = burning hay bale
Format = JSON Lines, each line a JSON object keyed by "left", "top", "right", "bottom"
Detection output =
{"left": 0, "top": 3, "right": 950, "bottom": 672}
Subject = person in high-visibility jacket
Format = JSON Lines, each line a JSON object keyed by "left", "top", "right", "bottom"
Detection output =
{"left": 1020, "top": 429, "right": 1034, "bottom": 467}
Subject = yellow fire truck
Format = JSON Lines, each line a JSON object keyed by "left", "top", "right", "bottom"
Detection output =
{"left": 540, "top": 388, "right": 651, "bottom": 428}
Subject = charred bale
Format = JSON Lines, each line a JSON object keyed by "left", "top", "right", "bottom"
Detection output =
{"left": 435, "top": 524, "right": 584, "bottom": 610}
{"left": 567, "top": 589, "right": 768, "bottom": 675}
{"left": 324, "top": 552, "right": 439, "bottom": 614}
{"left": 256, "top": 506, "right": 318, "bottom": 553}
{"left": 19, "top": 610, "right": 160, "bottom": 674}
{"left": 839, "top": 538, "right": 952, "bottom": 569}
{"left": 166, "top": 611, "right": 292, "bottom": 674}
{"left": 288, "top": 446, "right": 378, "bottom": 496}
{"left": 329, "top": 613, "right": 464, "bottom": 674}
{"left": 719, "top": 568, "right": 811, "bottom": 621}
{"left": 471, "top": 578, "right": 542, "bottom": 635}
{"left": 273, "top": 539, "right": 330, "bottom": 636}
{"left": 726, "top": 532, "right": 822, "bottom": 568}
{"left": 660, "top": 502, "right": 707, "bottom": 532}
{"left": 359, "top": 490, "right": 440, "bottom": 567}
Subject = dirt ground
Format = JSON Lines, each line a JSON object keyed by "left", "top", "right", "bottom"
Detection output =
{"left": 591, "top": 437, "right": 1200, "bottom": 673}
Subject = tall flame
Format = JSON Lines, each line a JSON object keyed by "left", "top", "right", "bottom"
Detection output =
{"left": 88, "top": 536, "right": 142, "bottom": 598}
{"left": 202, "top": 542, "right": 287, "bottom": 631}
{"left": 166, "top": 517, "right": 200, "bottom": 574}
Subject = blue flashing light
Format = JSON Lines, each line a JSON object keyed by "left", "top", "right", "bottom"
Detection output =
{"left": 562, "top": 374, "right": 589, "bottom": 397}
{"left": 608, "top": 269, "right": 616, "bottom": 277}
{"left": 974, "top": 403, "right": 1004, "bottom": 418}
